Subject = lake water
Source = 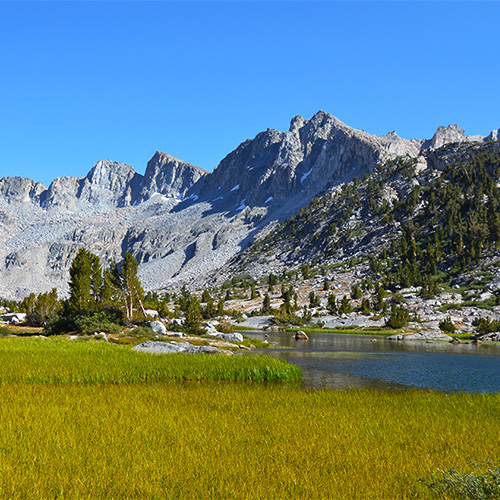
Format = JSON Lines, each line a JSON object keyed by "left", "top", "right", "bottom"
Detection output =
{"left": 241, "top": 331, "right": 500, "bottom": 393}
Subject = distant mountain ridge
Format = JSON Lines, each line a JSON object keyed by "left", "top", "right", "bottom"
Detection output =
{"left": 0, "top": 110, "right": 498, "bottom": 299}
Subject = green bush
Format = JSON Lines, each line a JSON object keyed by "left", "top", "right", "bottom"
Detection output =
{"left": 44, "top": 315, "right": 71, "bottom": 336}
{"left": 73, "top": 311, "right": 123, "bottom": 335}
{"left": 420, "top": 462, "right": 500, "bottom": 499}
{"left": 128, "top": 326, "right": 154, "bottom": 338}
{"left": 386, "top": 304, "right": 411, "bottom": 329}
{"left": 0, "top": 326, "right": 11, "bottom": 337}
{"left": 473, "top": 317, "right": 500, "bottom": 335}
{"left": 439, "top": 316, "right": 457, "bottom": 333}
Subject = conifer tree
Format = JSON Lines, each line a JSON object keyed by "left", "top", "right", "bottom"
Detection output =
{"left": 261, "top": 293, "right": 271, "bottom": 314}
{"left": 338, "top": 295, "right": 353, "bottom": 314}
{"left": 68, "top": 248, "right": 100, "bottom": 314}
{"left": 216, "top": 298, "right": 225, "bottom": 317}
{"left": 327, "top": 293, "right": 337, "bottom": 314}
{"left": 185, "top": 295, "right": 203, "bottom": 335}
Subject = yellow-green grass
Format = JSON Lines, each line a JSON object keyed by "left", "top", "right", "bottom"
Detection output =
{"left": 0, "top": 337, "right": 301, "bottom": 384}
{"left": 0, "top": 337, "right": 499, "bottom": 499}
{"left": 0, "top": 383, "right": 499, "bottom": 499}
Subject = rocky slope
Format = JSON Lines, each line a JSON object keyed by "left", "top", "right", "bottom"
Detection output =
{"left": 0, "top": 111, "right": 498, "bottom": 299}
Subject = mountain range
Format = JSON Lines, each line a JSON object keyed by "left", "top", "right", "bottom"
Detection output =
{"left": 0, "top": 110, "right": 498, "bottom": 299}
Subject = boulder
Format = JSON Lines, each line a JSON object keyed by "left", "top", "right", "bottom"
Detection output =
{"left": 476, "top": 332, "right": 500, "bottom": 342}
{"left": 388, "top": 331, "right": 452, "bottom": 342}
{"left": 150, "top": 320, "right": 167, "bottom": 335}
{"left": 387, "top": 334, "right": 405, "bottom": 341}
{"left": 204, "top": 322, "right": 220, "bottom": 336}
{"left": 402, "top": 331, "right": 452, "bottom": 342}
{"left": 220, "top": 333, "right": 244, "bottom": 343}
{"left": 295, "top": 331, "right": 309, "bottom": 340}
{"left": 132, "top": 340, "right": 222, "bottom": 355}
{"left": 1, "top": 312, "right": 26, "bottom": 324}
{"left": 166, "top": 331, "right": 184, "bottom": 338}
{"left": 450, "top": 337, "right": 462, "bottom": 345}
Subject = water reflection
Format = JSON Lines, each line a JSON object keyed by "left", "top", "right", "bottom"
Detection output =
{"left": 242, "top": 331, "right": 500, "bottom": 393}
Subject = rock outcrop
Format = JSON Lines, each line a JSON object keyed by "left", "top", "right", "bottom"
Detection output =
{"left": 0, "top": 177, "right": 46, "bottom": 205}
{"left": 387, "top": 331, "right": 453, "bottom": 342}
{"left": 41, "top": 160, "right": 142, "bottom": 211}
{"left": 138, "top": 151, "right": 208, "bottom": 202}
{"left": 133, "top": 340, "right": 223, "bottom": 354}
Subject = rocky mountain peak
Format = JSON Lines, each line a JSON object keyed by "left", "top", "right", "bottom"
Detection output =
{"left": 429, "top": 124, "right": 466, "bottom": 149}
{"left": 0, "top": 111, "right": 498, "bottom": 300}
{"left": 0, "top": 177, "right": 46, "bottom": 205}
{"left": 203, "top": 110, "right": 421, "bottom": 209}
{"left": 138, "top": 151, "right": 208, "bottom": 202}
{"left": 487, "top": 128, "right": 500, "bottom": 142}
{"left": 289, "top": 115, "right": 305, "bottom": 133}
{"left": 78, "top": 160, "right": 142, "bottom": 208}
{"left": 85, "top": 160, "right": 137, "bottom": 188}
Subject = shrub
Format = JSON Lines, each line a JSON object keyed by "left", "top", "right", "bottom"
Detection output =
{"left": 386, "top": 304, "right": 411, "bottom": 329}
{"left": 473, "top": 317, "right": 500, "bottom": 335}
{"left": 439, "top": 316, "right": 457, "bottom": 333}
{"left": 0, "top": 326, "right": 11, "bottom": 337}
{"left": 128, "top": 326, "right": 154, "bottom": 338}
{"left": 44, "top": 315, "right": 71, "bottom": 336}
{"left": 73, "top": 311, "right": 123, "bottom": 335}
{"left": 420, "top": 462, "right": 500, "bottom": 499}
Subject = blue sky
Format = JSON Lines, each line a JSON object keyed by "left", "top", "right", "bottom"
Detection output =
{"left": 1, "top": 1, "right": 499, "bottom": 186}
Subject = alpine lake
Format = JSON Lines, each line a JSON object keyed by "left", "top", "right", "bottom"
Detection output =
{"left": 241, "top": 330, "right": 500, "bottom": 393}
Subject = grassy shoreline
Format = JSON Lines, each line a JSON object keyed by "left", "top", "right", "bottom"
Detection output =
{"left": 0, "top": 337, "right": 301, "bottom": 385}
{"left": 0, "top": 337, "right": 498, "bottom": 499}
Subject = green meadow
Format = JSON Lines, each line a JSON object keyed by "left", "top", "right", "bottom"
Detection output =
{"left": 0, "top": 337, "right": 499, "bottom": 499}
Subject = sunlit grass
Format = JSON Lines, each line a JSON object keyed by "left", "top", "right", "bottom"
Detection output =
{"left": 0, "top": 337, "right": 301, "bottom": 384}
{"left": 0, "top": 383, "right": 499, "bottom": 499}
{"left": 0, "top": 337, "right": 498, "bottom": 499}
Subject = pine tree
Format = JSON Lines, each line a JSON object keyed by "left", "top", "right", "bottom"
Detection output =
{"left": 185, "top": 295, "right": 203, "bottom": 335}
{"left": 309, "top": 291, "right": 320, "bottom": 308}
{"left": 361, "top": 297, "right": 371, "bottom": 315}
{"left": 338, "top": 295, "right": 353, "bottom": 314}
{"left": 268, "top": 273, "right": 277, "bottom": 293}
{"left": 121, "top": 253, "right": 146, "bottom": 319}
{"left": 261, "top": 293, "right": 271, "bottom": 314}
{"left": 216, "top": 298, "right": 225, "bottom": 317}
{"left": 24, "top": 289, "right": 62, "bottom": 327}
{"left": 327, "top": 294, "right": 337, "bottom": 314}
{"left": 205, "top": 295, "right": 216, "bottom": 319}
{"left": 109, "top": 253, "right": 146, "bottom": 320}
{"left": 201, "top": 290, "right": 211, "bottom": 303}
{"left": 351, "top": 283, "right": 362, "bottom": 299}
{"left": 68, "top": 248, "right": 96, "bottom": 314}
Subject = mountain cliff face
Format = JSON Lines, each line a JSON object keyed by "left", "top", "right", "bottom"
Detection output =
{"left": 0, "top": 177, "right": 46, "bottom": 205}
{"left": 0, "top": 111, "right": 498, "bottom": 299}
{"left": 138, "top": 151, "right": 208, "bottom": 202}
{"left": 199, "top": 111, "right": 421, "bottom": 207}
